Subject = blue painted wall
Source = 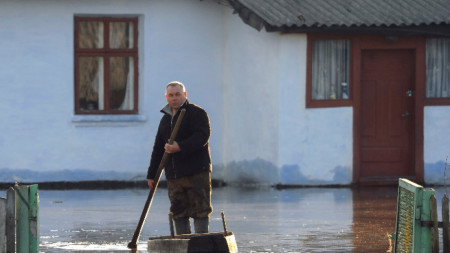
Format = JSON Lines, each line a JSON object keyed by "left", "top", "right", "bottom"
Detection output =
{"left": 424, "top": 106, "right": 450, "bottom": 184}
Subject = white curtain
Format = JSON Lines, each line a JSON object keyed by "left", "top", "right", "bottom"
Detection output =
{"left": 110, "top": 22, "right": 133, "bottom": 49}
{"left": 119, "top": 57, "right": 134, "bottom": 110}
{"left": 128, "top": 23, "right": 134, "bottom": 49}
{"left": 92, "top": 57, "right": 104, "bottom": 110}
{"left": 312, "top": 40, "right": 350, "bottom": 100}
{"left": 426, "top": 38, "right": 450, "bottom": 98}
{"left": 79, "top": 21, "right": 104, "bottom": 49}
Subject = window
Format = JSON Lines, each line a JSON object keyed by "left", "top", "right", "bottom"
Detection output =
{"left": 307, "top": 36, "right": 352, "bottom": 108}
{"left": 426, "top": 38, "right": 450, "bottom": 101}
{"left": 75, "top": 17, "right": 138, "bottom": 114}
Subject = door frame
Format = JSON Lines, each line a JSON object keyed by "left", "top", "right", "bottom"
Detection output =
{"left": 352, "top": 35, "right": 426, "bottom": 185}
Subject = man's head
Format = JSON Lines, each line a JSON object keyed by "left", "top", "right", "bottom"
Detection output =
{"left": 165, "top": 81, "right": 187, "bottom": 111}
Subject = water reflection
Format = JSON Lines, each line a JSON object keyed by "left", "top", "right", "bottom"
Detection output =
{"left": 351, "top": 187, "right": 397, "bottom": 253}
{"left": 38, "top": 186, "right": 399, "bottom": 252}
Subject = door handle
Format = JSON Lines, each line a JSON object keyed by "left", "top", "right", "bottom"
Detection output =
{"left": 401, "top": 112, "right": 411, "bottom": 117}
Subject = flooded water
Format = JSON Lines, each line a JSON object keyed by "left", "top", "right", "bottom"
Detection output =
{"left": 34, "top": 185, "right": 411, "bottom": 252}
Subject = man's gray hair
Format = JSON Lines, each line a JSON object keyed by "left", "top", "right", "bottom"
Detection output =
{"left": 166, "top": 81, "right": 186, "bottom": 93}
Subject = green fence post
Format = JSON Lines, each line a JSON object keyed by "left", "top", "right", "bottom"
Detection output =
{"left": 394, "top": 178, "right": 435, "bottom": 253}
{"left": 15, "top": 184, "right": 39, "bottom": 253}
{"left": 16, "top": 185, "right": 29, "bottom": 253}
{"left": 28, "top": 185, "right": 39, "bottom": 253}
{"left": 420, "top": 188, "right": 435, "bottom": 253}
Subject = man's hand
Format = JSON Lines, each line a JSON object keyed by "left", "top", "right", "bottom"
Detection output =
{"left": 148, "top": 179, "right": 154, "bottom": 189}
{"left": 164, "top": 141, "right": 181, "bottom": 154}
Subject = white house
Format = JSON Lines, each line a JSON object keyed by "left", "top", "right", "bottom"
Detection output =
{"left": 0, "top": 0, "right": 449, "bottom": 186}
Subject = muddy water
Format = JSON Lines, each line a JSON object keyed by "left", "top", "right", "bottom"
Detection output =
{"left": 38, "top": 186, "right": 401, "bottom": 252}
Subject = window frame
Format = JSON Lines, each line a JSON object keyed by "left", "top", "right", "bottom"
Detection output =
{"left": 74, "top": 16, "right": 139, "bottom": 114}
{"left": 424, "top": 36, "right": 450, "bottom": 106}
{"left": 306, "top": 34, "right": 354, "bottom": 108}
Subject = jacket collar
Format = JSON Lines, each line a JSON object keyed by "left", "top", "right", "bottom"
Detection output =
{"left": 161, "top": 99, "right": 189, "bottom": 117}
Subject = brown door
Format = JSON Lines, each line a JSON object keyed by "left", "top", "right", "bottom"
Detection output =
{"left": 359, "top": 50, "right": 415, "bottom": 183}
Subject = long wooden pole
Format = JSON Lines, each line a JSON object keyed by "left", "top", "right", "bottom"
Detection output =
{"left": 128, "top": 108, "right": 186, "bottom": 250}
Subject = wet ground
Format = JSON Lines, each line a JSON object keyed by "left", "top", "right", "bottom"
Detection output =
{"left": 29, "top": 185, "right": 447, "bottom": 252}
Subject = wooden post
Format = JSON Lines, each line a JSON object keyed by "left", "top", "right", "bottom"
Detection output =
{"left": 0, "top": 197, "right": 6, "bottom": 253}
{"left": 16, "top": 185, "right": 29, "bottom": 253}
{"left": 15, "top": 185, "right": 39, "bottom": 253}
{"left": 28, "top": 185, "right": 39, "bottom": 252}
{"left": 169, "top": 212, "right": 175, "bottom": 238}
{"left": 6, "top": 187, "right": 15, "bottom": 253}
{"left": 221, "top": 210, "right": 228, "bottom": 236}
{"left": 420, "top": 188, "right": 435, "bottom": 253}
{"left": 443, "top": 194, "right": 450, "bottom": 253}
{"left": 430, "top": 195, "right": 439, "bottom": 253}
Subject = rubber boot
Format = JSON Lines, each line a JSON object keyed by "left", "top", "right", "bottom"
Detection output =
{"left": 194, "top": 217, "right": 209, "bottom": 234}
{"left": 174, "top": 218, "right": 191, "bottom": 235}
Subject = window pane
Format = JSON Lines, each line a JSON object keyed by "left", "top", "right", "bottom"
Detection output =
{"left": 110, "top": 22, "right": 134, "bottom": 49}
{"left": 78, "top": 21, "right": 104, "bottom": 49}
{"left": 78, "top": 57, "right": 104, "bottom": 111}
{"left": 426, "top": 38, "right": 450, "bottom": 98}
{"left": 311, "top": 40, "right": 350, "bottom": 100}
{"left": 109, "top": 57, "right": 134, "bottom": 110}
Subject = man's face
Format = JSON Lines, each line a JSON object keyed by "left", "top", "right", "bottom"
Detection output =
{"left": 166, "top": 85, "right": 187, "bottom": 110}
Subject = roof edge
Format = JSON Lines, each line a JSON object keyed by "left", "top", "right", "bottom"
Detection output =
{"left": 227, "top": 0, "right": 267, "bottom": 31}
{"left": 268, "top": 24, "right": 450, "bottom": 36}
{"left": 227, "top": 0, "right": 450, "bottom": 36}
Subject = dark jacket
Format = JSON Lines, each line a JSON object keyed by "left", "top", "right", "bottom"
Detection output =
{"left": 147, "top": 100, "right": 212, "bottom": 180}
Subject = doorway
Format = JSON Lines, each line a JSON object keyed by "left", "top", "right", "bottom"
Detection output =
{"left": 358, "top": 49, "right": 415, "bottom": 183}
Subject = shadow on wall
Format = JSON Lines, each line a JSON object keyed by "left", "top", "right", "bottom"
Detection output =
{"left": 425, "top": 160, "right": 450, "bottom": 185}
{"left": 212, "top": 158, "right": 351, "bottom": 186}
{"left": 213, "top": 158, "right": 279, "bottom": 185}
{"left": 1, "top": 158, "right": 351, "bottom": 186}
{"left": 0, "top": 169, "right": 143, "bottom": 183}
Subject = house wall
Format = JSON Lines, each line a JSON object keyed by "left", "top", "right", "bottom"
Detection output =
{"left": 424, "top": 106, "right": 450, "bottom": 184}
{"left": 0, "top": 0, "right": 226, "bottom": 182}
{"left": 0, "top": 0, "right": 447, "bottom": 185}
{"left": 277, "top": 35, "right": 353, "bottom": 185}
{"left": 219, "top": 12, "right": 353, "bottom": 185}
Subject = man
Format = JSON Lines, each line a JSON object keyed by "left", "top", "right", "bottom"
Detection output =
{"left": 147, "top": 81, "right": 213, "bottom": 235}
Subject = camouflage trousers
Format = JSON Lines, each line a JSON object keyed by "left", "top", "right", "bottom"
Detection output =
{"left": 167, "top": 171, "right": 213, "bottom": 219}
